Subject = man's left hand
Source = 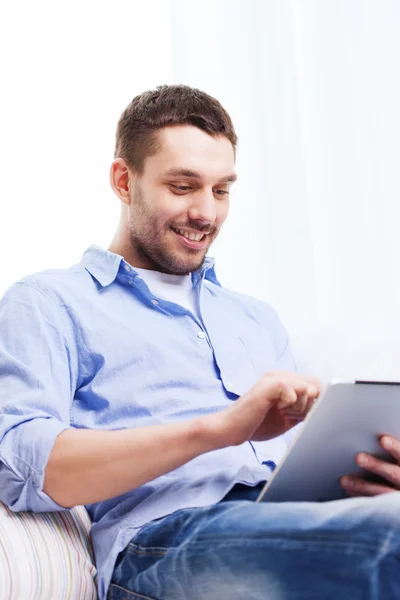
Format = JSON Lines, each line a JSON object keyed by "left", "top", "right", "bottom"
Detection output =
{"left": 340, "top": 435, "right": 400, "bottom": 496}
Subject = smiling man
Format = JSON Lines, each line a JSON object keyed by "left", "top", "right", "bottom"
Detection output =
{"left": 1, "top": 85, "right": 400, "bottom": 600}
{"left": 109, "top": 121, "right": 236, "bottom": 276}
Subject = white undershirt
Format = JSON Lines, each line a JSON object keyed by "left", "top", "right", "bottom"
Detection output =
{"left": 134, "top": 267, "right": 200, "bottom": 318}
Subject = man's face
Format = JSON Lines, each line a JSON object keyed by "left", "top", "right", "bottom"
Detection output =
{"left": 127, "top": 125, "right": 236, "bottom": 275}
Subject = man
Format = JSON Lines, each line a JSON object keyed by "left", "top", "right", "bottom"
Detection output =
{"left": 0, "top": 85, "right": 400, "bottom": 600}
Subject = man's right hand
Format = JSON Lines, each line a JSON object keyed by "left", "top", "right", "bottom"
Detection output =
{"left": 45, "top": 370, "right": 321, "bottom": 507}
{"left": 209, "top": 371, "right": 322, "bottom": 448}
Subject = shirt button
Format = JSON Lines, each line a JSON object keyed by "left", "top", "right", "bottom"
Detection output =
{"left": 152, "top": 299, "right": 159, "bottom": 306}
{"left": 197, "top": 331, "right": 207, "bottom": 339}
{"left": 124, "top": 264, "right": 131, "bottom": 272}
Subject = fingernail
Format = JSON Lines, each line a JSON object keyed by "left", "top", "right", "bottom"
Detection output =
{"left": 382, "top": 436, "right": 393, "bottom": 449}
{"left": 342, "top": 477, "right": 354, "bottom": 488}
{"left": 357, "top": 454, "right": 369, "bottom": 467}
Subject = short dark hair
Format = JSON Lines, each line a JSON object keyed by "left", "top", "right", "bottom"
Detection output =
{"left": 114, "top": 85, "right": 238, "bottom": 173}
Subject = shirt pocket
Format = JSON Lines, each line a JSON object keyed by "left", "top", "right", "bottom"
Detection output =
{"left": 238, "top": 326, "right": 278, "bottom": 380}
{"left": 219, "top": 325, "right": 278, "bottom": 397}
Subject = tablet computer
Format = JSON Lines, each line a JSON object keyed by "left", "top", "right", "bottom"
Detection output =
{"left": 257, "top": 381, "right": 400, "bottom": 503}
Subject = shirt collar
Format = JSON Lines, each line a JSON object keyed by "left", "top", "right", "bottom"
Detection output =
{"left": 82, "top": 245, "right": 221, "bottom": 288}
{"left": 82, "top": 245, "right": 124, "bottom": 287}
{"left": 193, "top": 256, "right": 221, "bottom": 287}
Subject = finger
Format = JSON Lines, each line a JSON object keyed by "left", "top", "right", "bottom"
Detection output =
{"left": 267, "top": 371, "right": 322, "bottom": 396}
{"left": 282, "top": 387, "right": 319, "bottom": 418}
{"left": 303, "top": 376, "right": 323, "bottom": 396}
{"left": 287, "top": 380, "right": 319, "bottom": 410}
{"left": 293, "top": 381, "right": 320, "bottom": 408}
{"left": 340, "top": 475, "right": 394, "bottom": 496}
{"left": 308, "top": 383, "right": 321, "bottom": 400}
{"left": 303, "top": 395, "right": 319, "bottom": 416}
{"left": 286, "top": 393, "right": 309, "bottom": 414}
{"left": 261, "top": 374, "right": 318, "bottom": 412}
{"left": 380, "top": 435, "right": 400, "bottom": 463}
{"left": 275, "top": 383, "right": 297, "bottom": 409}
{"left": 356, "top": 453, "right": 400, "bottom": 489}
{"left": 292, "top": 378, "right": 321, "bottom": 402}
{"left": 290, "top": 393, "right": 319, "bottom": 413}
{"left": 284, "top": 386, "right": 308, "bottom": 412}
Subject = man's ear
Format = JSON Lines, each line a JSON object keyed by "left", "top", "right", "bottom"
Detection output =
{"left": 110, "top": 158, "right": 133, "bottom": 205}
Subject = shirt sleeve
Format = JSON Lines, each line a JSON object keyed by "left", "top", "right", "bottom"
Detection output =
{"left": 0, "top": 281, "right": 76, "bottom": 512}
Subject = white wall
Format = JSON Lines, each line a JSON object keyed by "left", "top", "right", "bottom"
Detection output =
{"left": 171, "top": 0, "right": 400, "bottom": 382}
{"left": 0, "top": 0, "right": 172, "bottom": 293}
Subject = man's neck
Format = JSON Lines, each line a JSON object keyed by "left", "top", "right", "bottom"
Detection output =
{"left": 108, "top": 232, "right": 154, "bottom": 271}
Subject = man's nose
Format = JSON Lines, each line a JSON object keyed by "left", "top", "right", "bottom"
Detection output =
{"left": 187, "top": 190, "right": 216, "bottom": 224}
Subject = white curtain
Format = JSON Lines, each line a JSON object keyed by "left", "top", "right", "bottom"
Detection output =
{"left": 170, "top": 0, "right": 400, "bottom": 382}
{"left": 1, "top": 0, "right": 400, "bottom": 382}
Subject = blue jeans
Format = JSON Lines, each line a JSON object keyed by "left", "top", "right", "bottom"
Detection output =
{"left": 108, "top": 483, "right": 400, "bottom": 599}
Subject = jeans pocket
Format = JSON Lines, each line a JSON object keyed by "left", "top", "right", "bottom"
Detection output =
{"left": 108, "top": 581, "right": 159, "bottom": 600}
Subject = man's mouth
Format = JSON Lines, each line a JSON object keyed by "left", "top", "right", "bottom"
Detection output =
{"left": 172, "top": 227, "right": 207, "bottom": 242}
{"left": 170, "top": 227, "right": 211, "bottom": 250}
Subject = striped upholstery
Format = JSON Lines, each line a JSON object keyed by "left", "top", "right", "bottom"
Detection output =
{"left": 0, "top": 502, "right": 98, "bottom": 599}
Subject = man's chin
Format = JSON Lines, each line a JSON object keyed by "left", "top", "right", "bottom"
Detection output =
{"left": 133, "top": 236, "right": 208, "bottom": 275}
{"left": 168, "top": 260, "right": 205, "bottom": 276}
{"left": 164, "top": 252, "right": 207, "bottom": 276}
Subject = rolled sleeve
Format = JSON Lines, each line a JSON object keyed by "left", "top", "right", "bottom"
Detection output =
{"left": 0, "top": 281, "right": 76, "bottom": 512}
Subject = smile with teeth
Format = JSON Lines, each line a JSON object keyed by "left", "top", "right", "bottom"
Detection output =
{"left": 172, "top": 228, "right": 207, "bottom": 242}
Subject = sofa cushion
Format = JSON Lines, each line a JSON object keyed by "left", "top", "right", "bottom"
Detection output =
{"left": 0, "top": 502, "right": 97, "bottom": 599}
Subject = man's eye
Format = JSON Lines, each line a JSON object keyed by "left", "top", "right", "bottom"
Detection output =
{"left": 215, "top": 189, "right": 229, "bottom": 196}
{"left": 173, "top": 185, "right": 191, "bottom": 192}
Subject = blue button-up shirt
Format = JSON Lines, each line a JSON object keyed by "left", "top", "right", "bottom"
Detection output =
{"left": 0, "top": 246, "right": 296, "bottom": 599}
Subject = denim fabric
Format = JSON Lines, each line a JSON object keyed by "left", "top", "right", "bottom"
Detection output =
{"left": 108, "top": 487, "right": 400, "bottom": 600}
